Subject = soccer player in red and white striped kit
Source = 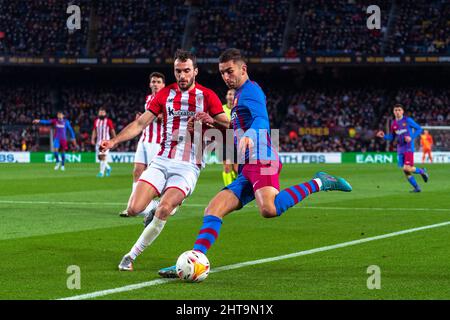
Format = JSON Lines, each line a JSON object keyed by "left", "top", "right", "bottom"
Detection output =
{"left": 91, "top": 107, "right": 116, "bottom": 177}
{"left": 100, "top": 50, "right": 230, "bottom": 271}
{"left": 119, "top": 72, "right": 167, "bottom": 218}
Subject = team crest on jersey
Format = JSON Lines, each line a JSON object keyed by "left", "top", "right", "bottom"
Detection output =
{"left": 196, "top": 95, "right": 204, "bottom": 107}
{"left": 233, "top": 97, "right": 238, "bottom": 107}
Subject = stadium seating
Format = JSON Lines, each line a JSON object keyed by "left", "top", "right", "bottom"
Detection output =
{"left": 1, "top": 84, "right": 448, "bottom": 152}
{"left": 1, "top": 1, "right": 448, "bottom": 57}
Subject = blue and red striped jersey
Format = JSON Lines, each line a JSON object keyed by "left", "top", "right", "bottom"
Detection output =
{"left": 231, "top": 79, "right": 278, "bottom": 162}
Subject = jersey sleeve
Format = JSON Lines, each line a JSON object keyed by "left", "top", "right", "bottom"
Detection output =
{"left": 148, "top": 91, "right": 163, "bottom": 116}
{"left": 39, "top": 119, "right": 52, "bottom": 125}
{"left": 384, "top": 123, "right": 395, "bottom": 141}
{"left": 93, "top": 119, "right": 97, "bottom": 129}
{"left": 108, "top": 119, "right": 115, "bottom": 130}
{"left": 66, "top": 120, "right": 76, "bottom": 140}
{"left": 205, "top": 90, "right": 225, "bottom": 117}
{"left": 240, "top": 92, "right": 270, "bottom": 141}
{"left": 407, "top": 117, "right": 423, "bottom": 140}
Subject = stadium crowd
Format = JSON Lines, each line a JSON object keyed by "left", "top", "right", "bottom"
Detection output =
{"left": 1, "top": 85, "right": 448, "bottom": 153}
{"left": 1, "top": 0, "right": 448, "bottom": 58}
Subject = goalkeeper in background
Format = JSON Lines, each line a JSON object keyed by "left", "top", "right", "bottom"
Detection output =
{"left": 377, "top": 104, "right": 429, "bottom": 192}
{"left": 420, "top": 129, "right": 433, "bottom": 163}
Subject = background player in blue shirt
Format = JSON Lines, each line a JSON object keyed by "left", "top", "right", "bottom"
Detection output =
{"left": 158, "top": 48, "right": 353, "bottom": 278}
{"left": 33, "top": 111, "right": 77, "bottom": 171}
{"left": 377, "top": 104, "right": 429, "bottom": 192}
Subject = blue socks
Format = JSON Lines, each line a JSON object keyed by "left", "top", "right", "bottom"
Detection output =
{"left": 53, "top": 152, "right": 59, "bottom": 163}
{"left": 61, "top": 153, "right": 65, "bottom": 166}
{"left": 407, "top": 176, "right": 419, "bottom": 189}
{"left": 193, "top": 215, "right": 223, "bottom": 255}
{"left": 274, "top": 179, "right": 320, "bottom": 216}
{"left": 414, "top": 168, "right": 424, "bottom": 174}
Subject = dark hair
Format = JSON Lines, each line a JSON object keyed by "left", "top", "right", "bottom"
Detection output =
{"left": 393, "top": 103, "right": 404, "bottom": 110}
{"left": 99, "top": 107, "right": 106, "bottom": 112}
{"left": 219, "top": 48, "right": 246, "bottom": 64}
{"left": 174, "top": 49, "right": 197, "bottom": 68}
{"left": 150, "top": 72, "right": 165, "bottom": 83}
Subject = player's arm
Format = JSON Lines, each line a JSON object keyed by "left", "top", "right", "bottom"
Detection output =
{"left": 194, "top": 90, "right": 230, "bottom": 129}
{"left": 239, "top": 95, "right": 269, "bottom": 154}
{"left": 66, "top": 120, "right": 77, "bottom": 147}
{"left": 91, "top": 128, "right": 97, "bottom": 145}
{"left": 32, "top": 119, "right": 52, "bottom": 125}
{"left": 407, "top": 118, "right": 423, "bottom": 141}
{"left": 378, "top": 123, "right": 395, "bottom": 141}
{"left": 194, "top": 112, "right": 229, "bottom": 129}
{"left": 102, "top": 111, "right": 156, "bottom": 150}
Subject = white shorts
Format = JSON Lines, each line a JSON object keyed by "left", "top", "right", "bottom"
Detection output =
{"left": 134, "top": 141, "right": 160, "bottom": 166}
{"left": 96, "top": 143, "right": 109, "bottom": 156}
{"left": 138, "top": 156, "right": 200, "bottom": 197}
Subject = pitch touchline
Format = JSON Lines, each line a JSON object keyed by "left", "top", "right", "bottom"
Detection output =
{"left": 58, "top": 220, "right": 450, "bottom": 300}
{"left": 0, "top": 200, "right": 448, "bottom": 212}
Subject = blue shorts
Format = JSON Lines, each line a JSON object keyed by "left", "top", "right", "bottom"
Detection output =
{"left": 397, "top": 152, "right": 414, "bottom": 168}
{"left": 53, "top": 138, "right": 68, "bottom": 151}
{"left": 224, "top": 161, "right": 282, "bottom": 209}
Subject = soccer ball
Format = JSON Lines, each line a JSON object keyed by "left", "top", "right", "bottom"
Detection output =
{"left": 176, "top": 250, "right": 210, "bottom": 282}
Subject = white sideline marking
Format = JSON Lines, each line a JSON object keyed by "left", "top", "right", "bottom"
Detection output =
{"left": 58, "top": 220, "right": 450, "bottom": 300}
{"left": 0, "top": 200, "right": 448, "bottom": 212}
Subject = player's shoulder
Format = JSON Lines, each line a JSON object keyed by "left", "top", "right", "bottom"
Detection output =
{"left": 155, "top": 84, "right": 177, "bottom": 98}
{"left": 240, "top": 80, "right": 265, "bottom": 100}
{"left": 194, "top": 83, "right": 218, "bottom": 97}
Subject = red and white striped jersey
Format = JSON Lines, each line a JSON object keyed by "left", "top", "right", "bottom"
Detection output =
{"left": 94, "top": 117, "right": 114, "bottom": 143}
{"left": 148, "top": 83, "right": 224, "bottom": 167}
{"left": 141, "top": 94, "right": 163, "bottom": 144}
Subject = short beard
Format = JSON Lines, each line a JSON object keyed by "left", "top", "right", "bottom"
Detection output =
{"left": 178, "top": 78, "right": 194, "bottom": 91}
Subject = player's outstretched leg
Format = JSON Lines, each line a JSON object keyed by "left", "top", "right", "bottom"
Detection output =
{"left": 274, "top": 172, "right": 351, "bottom": 216}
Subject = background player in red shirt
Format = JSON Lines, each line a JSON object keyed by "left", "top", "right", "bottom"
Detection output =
{"left": 91, "top": 107, "right": 116, "bottom": 177}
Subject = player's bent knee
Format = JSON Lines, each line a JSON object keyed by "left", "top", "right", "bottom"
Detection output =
{"left": 156, "top": 202, "right": 175, "bottom": 219}
{"left": 259, "top": 206, "right": 277, "bottom": 219}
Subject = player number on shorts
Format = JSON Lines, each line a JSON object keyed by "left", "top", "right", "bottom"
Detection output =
{"left": 366, "top": 265, "right": 381, "bottom": 290}
{"left": 66, "top": 265, "right": 81, "bottom": 290}
{"left": 66, "top": 5, "right": 81, "bottom": 31}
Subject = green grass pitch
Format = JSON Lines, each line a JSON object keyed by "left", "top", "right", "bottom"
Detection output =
{"left": 0, "top": 163, "right": 449, "bottom": 300}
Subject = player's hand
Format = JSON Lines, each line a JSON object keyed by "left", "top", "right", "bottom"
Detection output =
{"left": 91, "top": 139, "right": 96, "bottom": 145}
{"left": 71, "top": 140, "right": 78, "bottom": 148}
{"left": 239, "top": 136, "right": 254, "bottom": 157}
{"left": 376, "top": 131, "right": 385, "bottom": 138}
{"left": 404, "top": 136, "right": 412, "bottom": 143}
{"left": 135, "top": 112, "right": 142, "bottom": 120}
{"left": 32, "top": 119, "right": 40, "bottom": 124}
{"left": 195, "top": 112, "right": 214, "bottom": 128}
{"left": 187, "top": 116, "right": 195, "bottom": 133}
{"left": 100, "top": 139, "right": 115, "bottom": 152}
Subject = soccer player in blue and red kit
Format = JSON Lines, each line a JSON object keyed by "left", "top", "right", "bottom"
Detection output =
{"left": 158, "top": 48, "right": 353, "bottom": 278}
{"left": 33, "top": 111, "right": 77, "bottom": 171}
{"left": 377, "top": 104, "right": 429, "bottom": 192}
